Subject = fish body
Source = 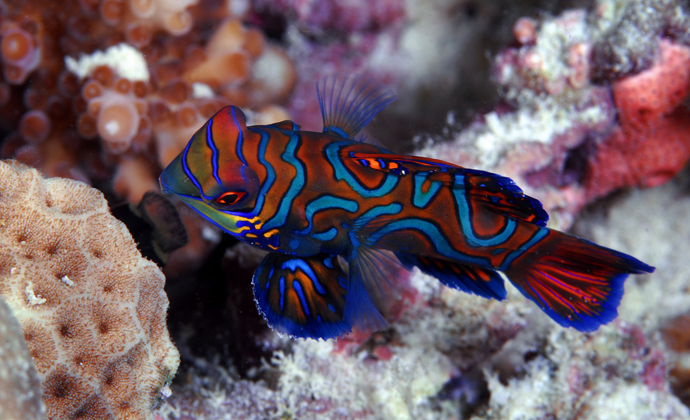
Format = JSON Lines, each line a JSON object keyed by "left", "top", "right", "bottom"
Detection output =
{"left": 160, "top": 75, "right": 654, "bottom": 339}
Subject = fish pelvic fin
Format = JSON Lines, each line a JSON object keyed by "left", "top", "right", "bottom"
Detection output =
{"left": 503, "top": 230, "right": 654, "bottom": 332}
{"left": 252, "top": 252, "right": 352, "bottom": 340}
{"left": 317, "top": 74, "right": 397, "bottom": 139}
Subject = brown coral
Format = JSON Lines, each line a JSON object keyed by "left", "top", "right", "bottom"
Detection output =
{"left": 0, "top": 160, "right": 179, "bottom": 420}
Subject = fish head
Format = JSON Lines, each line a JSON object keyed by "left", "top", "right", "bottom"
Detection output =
{"left": 159, "top": 106, "right": 262, "bottom": 235}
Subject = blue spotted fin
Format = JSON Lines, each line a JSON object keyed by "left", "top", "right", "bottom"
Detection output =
{"left": 252, "top": 253, "right": 351, "bottom": 339}
{"left": 317, "top": 74, "right": 397, "bottom": 139}
{"left": 396, "top": 253, "right": 507, "bottom": 300}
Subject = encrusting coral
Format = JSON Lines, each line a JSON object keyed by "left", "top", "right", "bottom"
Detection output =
{"left": 0, "top": 160, "right": 179, "bottom": 420}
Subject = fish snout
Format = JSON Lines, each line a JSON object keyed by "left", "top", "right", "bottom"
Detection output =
{"left": 158, "top": 169, "right": 175, "bottom": 195}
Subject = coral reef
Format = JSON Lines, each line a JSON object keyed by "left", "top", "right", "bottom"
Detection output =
{"left": 1, "top": 0, "right": 690, "bottom": 419}
{"left": 0, "top": 160, "right": 179, "bottom": 419}
{"left": 415, "top": 0, "right": 690, "bottom": 229}
{"left": 0, "top": 0, "right": 295, "bottom": 181}
{"left": 0, "top": 0, "right": 298, "bottom": 282}
{"left": 150, "top": 1, "right": 690, "bottom": 419}
{"left": 0, "top": 295, "right": 45, "bottom": 420}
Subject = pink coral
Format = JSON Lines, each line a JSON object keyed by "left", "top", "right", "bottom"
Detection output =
{"left": 612, "top": 39, "right": 690, "bottom": 131}
{"left": 585, "top": 39, "right": 690, "bottom": 197}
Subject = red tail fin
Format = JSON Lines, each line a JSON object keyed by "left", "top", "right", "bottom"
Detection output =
{"left": 504, "top": 230, "right": 654, "bottom": 332}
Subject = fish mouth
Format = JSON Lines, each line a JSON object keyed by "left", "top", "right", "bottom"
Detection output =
{"left": 159, "top": 176, "right": 174, "bottom": 195}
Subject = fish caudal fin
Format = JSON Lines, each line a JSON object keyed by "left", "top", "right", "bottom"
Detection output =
{"left": 504, "top": 230, "right": 654, "bottom": 332}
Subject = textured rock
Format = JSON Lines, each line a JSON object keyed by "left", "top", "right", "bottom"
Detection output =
{"left": 0, "top": 160, "right": 179, "bottom": 420}
{"left": 0, "top": 295, "right": 45, "bottom": 420}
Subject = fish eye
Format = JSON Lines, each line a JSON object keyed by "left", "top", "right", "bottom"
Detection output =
{"left": 214, "top": 191, "right": 246, "bottom": 207}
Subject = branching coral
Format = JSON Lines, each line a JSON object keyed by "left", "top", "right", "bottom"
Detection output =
{"left": 0, "top": 160, "right": 179, "bottom": 420}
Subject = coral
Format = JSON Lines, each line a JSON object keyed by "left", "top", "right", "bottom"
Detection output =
{"left": 77, "top": 65, "right": 151, "bottom": 154}
{"left": 0, "top": 160, "right": 179, "bottom": 420}
{"left": 0, "top": 19, "right": 42, "bottom": 85}
{"left": 0, "top": 0, "right": 296, "bottom": 196}
{"left": 0, "top": 295, "right": 45, "bottom": 420}
{"left": 590, "top": 0, "right": 690, "bottom": 80}
{"left": 414, "top": 1, "right": 690, "bottom": 229}
{"left": 662, "top": 314, "right": 690, "bottom": 406}
{"left": 585, "top": 38, "right": 690, "bottom": 198}
{"left": 612, "top": 39, "right": 690, "bottom": 131}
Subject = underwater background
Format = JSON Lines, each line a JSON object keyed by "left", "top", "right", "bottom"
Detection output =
{"left": 1, "top": 0, "right": 690, "bottom": 418}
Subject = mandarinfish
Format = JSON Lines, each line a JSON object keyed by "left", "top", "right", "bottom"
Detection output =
{"left": 160, "top": 75, "right": 654, "bottom": 340}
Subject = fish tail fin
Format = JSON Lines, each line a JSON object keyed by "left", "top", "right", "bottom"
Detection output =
{"left": 504, "top": 230, "right": 654, "bottom": 332}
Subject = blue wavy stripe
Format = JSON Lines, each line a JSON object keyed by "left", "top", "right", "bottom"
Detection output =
{"left": 279, "top": 276, "right": 285, "bottom": 312}
{"left": 182, "top": 136, "right": 212, "bottom": 201}
{"left": 368, "top": 218, "right": 490, "bottom": 266}
{"left": 453, "top": 174, "right": 517, "bottom": 247}
{"left": 348, "top": 203, "right": 402, "bottom": 248}
{"left": 293, "top": 280, "right": 310, "bottom": 316}
{"left": 248, "top": 128, "right": 275, "bottom": 215}
{"left": 413, "top": 172, "right": 442, "bottom": 208}
{"left": 499, "top": 228, "right": 549, "bottom": 271}
{"left": 263, "top": 132, "right": 305, "bottom": 230}
{"left": 283, "top": 259, "right": 327, "bottom": 295}
{"left": 206, "top": 117, "right": 222, "bottom": 186}
{"left": 297, "top": 195, "right": 359, "bottom": 235}
{"left": 312, "top": 228, "right": 338, "bottom": 242}
{"left": 231, "top": 106, "right": 247, "bottom": 166}
{"left": 326, "top": 141, "right": 398, "bottom": 197}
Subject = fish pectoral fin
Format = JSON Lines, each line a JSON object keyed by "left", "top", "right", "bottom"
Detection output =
{"left": 317, "top": 74, "right": 397, "bottom": 139}
{"left": 396, "top": 253, "right": 507, "bottom": 300}
{"left": 265, "top": 120, "right": 301, "bottom": 131}
{"left": 345, "top": 247, "right": 406, "bottom": 333}
{"left": 252, "top": 252, "right": 352, "bottom": 340}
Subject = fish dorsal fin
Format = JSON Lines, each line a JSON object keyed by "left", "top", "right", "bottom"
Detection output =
{"left": 317, "top": 74, "right": 397, "bottom": 139}
{"left": 343, "top": 152, "right": 549, "bottom": 227}
{"left": 265, "top": 120, "right": 301, "bottom": 131}
{"left": 252, "top": 252, "right": 352, "bottom": 340}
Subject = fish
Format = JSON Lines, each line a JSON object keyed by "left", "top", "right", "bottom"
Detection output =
{"left": 159, "top": 74, "right": 655, "bottom": 340}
